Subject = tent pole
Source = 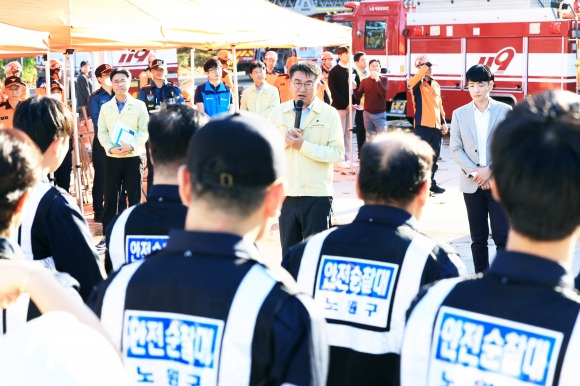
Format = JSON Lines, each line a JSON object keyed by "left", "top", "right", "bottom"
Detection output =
{"left": 231, "top": 45, "right": 239, "bottom": 113}
{"left": 190, "top": 48, "right": 195, "bottom": 78}
{"left": 347, "top": 46, "right": 353, "bottom": 171}
{"left": 66, "top": 51, "right": 84, "bottom": 213}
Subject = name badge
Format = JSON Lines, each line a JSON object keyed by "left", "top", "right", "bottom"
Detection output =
{"left": 430, "top": 307, "right": 563, "bottom": 385}
{"left": 126, "top": 235, "right": 169, "bottom": 263}
{"left": 123, "top": 310, "right": 224, "bottom": 386}
{"left": 314, "top": 255, "right": 398, "bottom": 328}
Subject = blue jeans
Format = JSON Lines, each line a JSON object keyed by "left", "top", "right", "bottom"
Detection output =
{"left": 363, "top": 110, "right": 387, "bottom": 137}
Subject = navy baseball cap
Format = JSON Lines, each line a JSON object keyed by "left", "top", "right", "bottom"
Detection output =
{"left": 4, "top": 76, "right": 26, "bottom": 88}
{"left": 188, "top": 112, "right": 285, "bottom": 188}
{"left": 95, "top": 64, "right": 113, "bottom": 78}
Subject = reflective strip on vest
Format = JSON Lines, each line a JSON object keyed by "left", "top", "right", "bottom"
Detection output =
{"left": 400, "top": 278, "right": 462, "bottom": 385}
{"left": 218, "top": 264, "right": 277, "bottom": 385}
{"left": 297, "top": 228, "right": 438, "bottom": 355}
{"left": 296, "top": 228, "right": 337, "bottom": 295}
{"left": 17, "top": 182, "right": 52, "bottom": 260}
{"left": 108, "top": 206, "right": 136, "bottom": 271}
{"left": 99, "top": 261, "right": 144, "bottom": 350}
{"left": 557, "top": 308, "right": 580, "bottom": 384}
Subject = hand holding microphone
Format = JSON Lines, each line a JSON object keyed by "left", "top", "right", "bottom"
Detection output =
{"left": 294, "top": 99, "right": 304, "bottom": 129}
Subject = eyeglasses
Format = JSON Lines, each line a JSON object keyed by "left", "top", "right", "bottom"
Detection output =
{"left": 7, "top": 87, "right": 21, "bottom": 92}
{"left": 208, "top": 67, "right": 222, "bottom": 73}
{"left": 112, "top": 79, "right": 129, "bottom": 85}
{"left": 292, "top": 81, "right": 315, "bottom": 90}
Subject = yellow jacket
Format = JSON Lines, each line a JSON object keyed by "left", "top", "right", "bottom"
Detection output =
{"left": 240, "top": 83, "right": 280, "bottom": 119}
{"left": 268, "top": 97, "right": 344, "bottom": 197}
{"left": 97, "top": 95, "right": 149, "bottom": 158}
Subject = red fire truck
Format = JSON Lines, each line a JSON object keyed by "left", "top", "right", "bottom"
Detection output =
{"left": 331, "top": 0, "right": 580, "bottom": 121}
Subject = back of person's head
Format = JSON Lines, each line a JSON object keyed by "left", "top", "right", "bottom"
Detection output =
{"left": 149, "top": 104, "right": 209, "bottom": 169}
{"left": 203, "top": 58, "right": 222, "bottom": 73}
{"left": 186, "top": 112, "right": 284, "bottom": 217}
{"left": 0, "top": 129, "right": 42, "bottom": 233}
{"left": 336, "top": 46, "right": 349, "bottom": 56}
{"left": 13, "top": 96, "right": 73, "bottom": 153}
{"left": 465, "top": 64, "right": 494, "bottom": 83}
{"left": 358, "top": 130, "right": 434, "bottom": 207}
{"left": 249, "top": 60, "right": 266, "bottom": 73}
{"left": 491, "top": 90, "right": 580, "bottom": 240}
{"left": 353, "top": 51, "right": 366, "bottom": 62}
{"left": 289, "top": 61, "right": 321, "bottom": 80}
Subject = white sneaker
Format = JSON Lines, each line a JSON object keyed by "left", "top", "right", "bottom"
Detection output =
{"left": 95, "top": 237, "right": 106, "bottom": 251}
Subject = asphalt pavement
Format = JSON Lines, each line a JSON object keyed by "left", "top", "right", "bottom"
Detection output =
{"left": 255, "top": 122, "right": 580, "bottom": 276}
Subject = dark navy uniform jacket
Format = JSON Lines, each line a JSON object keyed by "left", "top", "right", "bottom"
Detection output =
{"left": 87, "top": 87, "right": 113, "bottom": 135}
{"left": 89, "top": 230, "right": 329, "bottom": 386}
{"left": 137, "top": 80, "right": 184, "bottom": 114}
{"left": 17, "top": 181, "right": 103, "bottom": 301}
{"left": 402, "top": 250, "right": 580, "bottom": 385}
{"left": 104, "top": 185, "right": 186, "bottom": 273}
{"left": 283, "top": 205, "right": 466, "bottom": 386}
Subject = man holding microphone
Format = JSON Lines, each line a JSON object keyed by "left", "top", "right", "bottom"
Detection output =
{"left": 268, "top": 61, "right": 344, "bottom": 254}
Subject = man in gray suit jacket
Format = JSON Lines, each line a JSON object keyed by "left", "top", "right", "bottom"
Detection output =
{"left": 450, "top": 64, "right": 510, "bottom": 273}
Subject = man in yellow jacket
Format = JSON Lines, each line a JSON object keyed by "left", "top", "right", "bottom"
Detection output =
{"left": 98, "top": 68, "right": 149, "bottom": 238}
{"left": 268, "top": 61, "right": 344, "bottom": 254}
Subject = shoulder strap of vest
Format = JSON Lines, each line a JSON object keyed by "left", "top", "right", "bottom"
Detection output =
{"left": 296, "top": 228, "right": 338, "bottom": 296}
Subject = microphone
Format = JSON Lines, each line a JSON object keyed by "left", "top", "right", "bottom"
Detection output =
{"left": 294, "top": 100, "right": 304, "bottom": 129}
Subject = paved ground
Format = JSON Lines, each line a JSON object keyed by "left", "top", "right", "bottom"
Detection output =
{"left": 84, "top": 121, "right": 580, "bottom": 276}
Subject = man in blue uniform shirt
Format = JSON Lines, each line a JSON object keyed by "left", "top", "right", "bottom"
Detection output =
{"left": 401, "top": 90, "right": 580, "bottom": 385}
{"left": 283, "top": 130, "right": 466, "bottom": 386}
{"left": 137, "top": 58, "right": 184, "bottom": 192}
{"left": 13, "top": 97, "right": 103, "bottom": 301}
{"left": 87, "top": 63, "right": 114, "bottom": 224}
{"left": 89, "top": 112, "right": 328, "bottom": 385}
{"left": 104, "top": 104, "right": 208, "bottom": 273}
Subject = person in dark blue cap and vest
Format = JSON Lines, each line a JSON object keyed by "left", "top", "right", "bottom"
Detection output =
{"left": 89, "top": 112, "right": 329, "bottom": 385}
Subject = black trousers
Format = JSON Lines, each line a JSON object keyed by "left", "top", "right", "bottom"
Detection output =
{"left": 92, "top": 136, "right": 106, "bottom": 216}
{"left": 463, "top": 188, "right": 509, "bottom": 273}
{"left": 355, "top": 109, "right": 366, "bottom": 156}
{"left": 414, "top": 126, "right": 442, "bottom": 184}
{"left": 103, "top": 156, "right": 142, "bottom": 232}
{"left": 279, "top": 196, "right": 333, "bottom": 255}
{"left": 92, "top": 138, "right": 128, "bottom": 217}
{"left": 145, "top": 141, "right": 154, "bottom": 195}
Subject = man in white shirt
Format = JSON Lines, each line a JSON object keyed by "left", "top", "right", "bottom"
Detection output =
{"left": 240, "top": 61, "right": 280, "bottom": 119}
{"left": 450, "top": 64, "right": 511, "bottom": 273}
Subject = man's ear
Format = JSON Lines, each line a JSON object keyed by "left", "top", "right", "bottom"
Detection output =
{"left": 490, "top": 178, "right": 501, "bottom": 202}
{"left": 177, "top": 165, "right": 192, "bottom": 207}
{"left": 263, "top": 180, "right": 286, "bottom": 219}
{"left": 355, "top": 178, "right": 363, "bottom": 200}
{"left": 417, "top": 179, "right": 429, "bottom": 207}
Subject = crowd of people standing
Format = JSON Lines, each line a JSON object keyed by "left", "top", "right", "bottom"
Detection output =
{"left": 0, "top": 49, "right": 578, "bottom": 386}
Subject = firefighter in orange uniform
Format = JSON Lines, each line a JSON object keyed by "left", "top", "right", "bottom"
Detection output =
{"left": 0, "top": 76, "right": 25, "bottom": 128}
{"left": 264, "top": 50, "right": 291, "bottom": 102}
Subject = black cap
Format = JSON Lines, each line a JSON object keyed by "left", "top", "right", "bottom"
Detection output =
{"left": 95, "top": 64, "right": 113, "bottom": 78}
{"left": 188, "top": 112, "right": 285, "bottom": 188}
{"left": 150, "top": 59, "right": 166, "bottom": 69}
{"left": 4, "top": 76, "right": 25, "bottom": 88}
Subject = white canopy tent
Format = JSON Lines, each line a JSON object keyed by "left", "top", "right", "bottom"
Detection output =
{"left": 0, "top": 0, "right": 352, "bottom": 208}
